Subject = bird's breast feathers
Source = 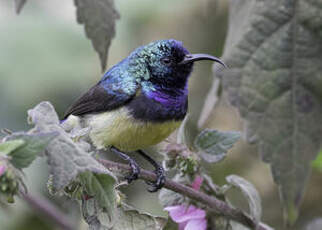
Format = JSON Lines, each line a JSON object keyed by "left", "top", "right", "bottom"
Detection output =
{"left": 82, "top": 107, "right": 181, "bottom": 151}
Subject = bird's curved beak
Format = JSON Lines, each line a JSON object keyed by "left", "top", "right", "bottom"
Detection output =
{"left": 179, "top": 53, "right": 227, "bottom": 67}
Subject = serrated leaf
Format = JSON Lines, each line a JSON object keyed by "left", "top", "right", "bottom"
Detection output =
{"left": 28, "top": 101, "right": 60, "bottom": 126}
{"left": 0, "top": 140, "right": 25, "bottom": 156}
{"left": 194, "top": 129, "right": 240, "bottom": 163}
{"left": 216, "top": 0, "right": 322, "bottom": 223}
{"left": 226, "top": 175, "right": 261, "bottom": 227}
{"left": 6, "top": 132, "right": 57, "bottom": 169}
{"left": 14, "top": 0, "right": 27, "bottom": 14}
{"left": 81, "top": 198, "right": 107, "bottom": 230}
{"left": 74, "top": 0, "right": 120, "bottom": 71}
{"left": 27, "top": 101, "right": 116, "bottom": 192}
{"left": 159, "top": 174, "right": 188, "bottom": 208}
{"left": 159, "top": 188, "right": 184, "bottom": 208}
{"left": 112, "top": 204, "right": 167, "bottom": 230}
{"left": 82, "top": 201, "right": 166, "bottom": 230}
{"left": 80, "top": 171, "right": 116, "bottom": 220}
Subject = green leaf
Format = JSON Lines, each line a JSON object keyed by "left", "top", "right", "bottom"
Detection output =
{"left": 6, "top": 132, "right": 57, "bottom": 169}
{"left": 159, "top": 175, "right": 186, "bottom": 207}
{"left": 312, "top": 150, "right": 322, "bottom": 171}
{"left": 226, "top": 175, "right": 262, "bottom": 227}
{"left": 14, "top": 0, "right": 27, "bottom": 14}
{"left": 112, "top": 205, "right": 167, "bottom": 230}
{"left": 194, "top": 129, "right": 240, "bottom": 163}
{"left": 159, "top": 174, "right": 198, "bottom": 209}
{"left": 81, "top": 198, "right": 106, "bottom": 230}
{"left": 0, "top": 140, "right": 25, "bottom": 156}
{"left": 82, "top": 201, "right": 166, "bottom": 230}
{"left": 28, "top": 102, "right": 116, "bottom": 193}
{"left": 216, "top": 0, "right": 322, "bottom": 223}
{"left": 74, "top": 0, "right": 120, "bottom": 71}
{"left": 80, "top": 171, "right": 116, "bottom": 220}
{"left": 159, "top": 188, "right": 184, "bottom": 208}
{"left": 27, "top": 101, "right": 60, "bottom": 126}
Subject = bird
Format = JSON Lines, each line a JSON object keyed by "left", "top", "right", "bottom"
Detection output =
{"left": 63, "top": 39, "right": 226, "bottom": 192}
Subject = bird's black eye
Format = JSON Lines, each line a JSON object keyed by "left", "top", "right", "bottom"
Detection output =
{"left": 161, "top": 57, "right": 172, "bottom": 65}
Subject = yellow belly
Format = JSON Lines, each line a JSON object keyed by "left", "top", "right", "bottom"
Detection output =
{"left": 83, "top": 108, "right": 181, "bottom": 151}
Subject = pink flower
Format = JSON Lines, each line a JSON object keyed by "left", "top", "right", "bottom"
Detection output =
{"left": 191, "top": 175, "right": 203, "bottom": 191}
{"left": 0, "top": 165, "right": 6, "bottom": 176}
{"left": 164, "top": 176, "right": 207, "bottom": 230}
{"left": 165, "top": 205, "right": 207, "bottom": 230}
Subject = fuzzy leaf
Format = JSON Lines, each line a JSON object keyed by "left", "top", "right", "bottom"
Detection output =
{"left": 194, "top": 129, "right": 240, "bottom": 163}
{"left": 82, "top": 201, "right": 166, "bottom": 230}
{"left": 27, "top": 101, "right": 116, "bottom": 192}
{"left": 80, "top": 171, "right": 116, "bottom": 220}
{"left": 217, "top": 0, "right": 322, "bottom": 223}
{"left": 81, "top": 198, "right": 107, "bottom": 230}
{"left": 74, "top": 0, "right": 120, "bottom": 71}
{"left": 0, "top": 140, "right": 25, "bottom": 156}
{"left": 112, "top": 205, "right": 167, "bottom": 230}
{"left": 159, "top": 175, "right": 188, "bottom": 208}
{"left": 159, "top": 188, "right": 184, "bottom": 208}
{"left": 226, "top": 175, "right": 262, "bottom": 227}
{"left": 14, "top": 0, "right": 27, "bottom": 14}
{"left": 6, "top": 133, "right": 57, "bottom": 169}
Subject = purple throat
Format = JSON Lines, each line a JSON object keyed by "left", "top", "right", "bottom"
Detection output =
{"left": 147, "top": 87, "right": 188, "bottom": 108}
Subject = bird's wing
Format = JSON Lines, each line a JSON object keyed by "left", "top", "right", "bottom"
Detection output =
{"left": 63, "top": 82, "right": 137, "bottom": 119}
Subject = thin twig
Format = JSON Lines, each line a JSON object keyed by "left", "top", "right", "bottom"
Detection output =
{"left": 21, "top": 193, "right": 75, "bottom": 230}
{"left": 98, "top": 158, "right": 270, "bottom": 230}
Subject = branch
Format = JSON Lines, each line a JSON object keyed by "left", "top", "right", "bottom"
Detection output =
{"left": 20, "top": 193, "right": 75, "bottom": 230}
{"left": 98, "top": 158, "right": 270, "bottom": 230}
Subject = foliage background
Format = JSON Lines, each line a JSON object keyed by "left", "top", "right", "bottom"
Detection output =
{"left": 0, "top": 0, "right": 321, "bottom": 229}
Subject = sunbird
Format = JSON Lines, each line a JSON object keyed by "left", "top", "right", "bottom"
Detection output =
{"left": 63, "top": 39, "right": 226, "bottom": 192}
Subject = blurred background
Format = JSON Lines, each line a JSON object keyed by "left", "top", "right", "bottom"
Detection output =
{"left": 0, "top": 0, "right": 321, "bottom": 229}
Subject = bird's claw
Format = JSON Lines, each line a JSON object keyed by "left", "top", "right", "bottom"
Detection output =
{"left": 126, "top": 160, "right": 140, "bottom": 184}
{"left": 146, "top": 166, "right": 166, "bottom": 193}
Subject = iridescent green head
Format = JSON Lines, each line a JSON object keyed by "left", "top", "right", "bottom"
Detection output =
{"left": 128, "top": 39, "right": 226, "bottom": 89}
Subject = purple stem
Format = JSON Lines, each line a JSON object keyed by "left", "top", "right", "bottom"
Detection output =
{"left": 21, "top": 193, "right": 75, "bottom": 230}
{"left": 98, "top": 158, "right": 270, "bottom": 230}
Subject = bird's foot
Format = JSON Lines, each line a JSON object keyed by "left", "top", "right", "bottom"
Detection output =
{"left": 146, "top": 165, "right": 166, "bottom": 192}
{"left": 137, "top": 150, "right": 166, "bottom": 192}
{"left": 126, "top": 159, "right": 140, "bottom": 184}
{"left": 110, "top": 146, "right": 141, "bottom": 184}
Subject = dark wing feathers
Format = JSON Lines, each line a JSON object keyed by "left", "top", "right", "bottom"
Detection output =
{"left": 63, "top": 84, "right": 134, "bottom": 119}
